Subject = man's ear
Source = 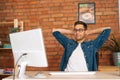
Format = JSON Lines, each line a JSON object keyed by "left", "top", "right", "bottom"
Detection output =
{"left": 85, "top": 30, "right": 88, "bottom": 35}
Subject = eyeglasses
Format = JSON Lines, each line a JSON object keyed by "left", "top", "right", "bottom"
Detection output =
{"left": 74, "top": 28, "right": 85, "bottom": 33}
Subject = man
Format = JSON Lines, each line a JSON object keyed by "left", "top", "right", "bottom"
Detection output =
{"left": 52, "top": 21, "right": 111, "bottom": 71}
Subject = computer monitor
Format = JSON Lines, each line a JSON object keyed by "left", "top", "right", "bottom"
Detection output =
{"left": 9, "top": 28, "right": 48, "bottom": 79}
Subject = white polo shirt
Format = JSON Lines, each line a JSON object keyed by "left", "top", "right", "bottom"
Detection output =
{"left": 65, "top": 43, "right": 88, "bottom": 71}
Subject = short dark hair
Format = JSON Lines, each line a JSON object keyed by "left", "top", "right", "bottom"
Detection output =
{"left": 74, "top": 21, "right": 87, "bottom": 30}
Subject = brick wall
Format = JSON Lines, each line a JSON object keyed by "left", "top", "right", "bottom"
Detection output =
{"left": 0, "top": 49, "right": 14, "bottom": 68}
{"left": 0, "top": 0, "right": 119, "bottom": 71}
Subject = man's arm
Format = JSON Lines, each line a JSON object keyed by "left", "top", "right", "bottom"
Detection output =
{"left": 52, "top": 28, "right": 73, "bottom": 48}
{"left": 89, "top": 27, "right": 111, "bottom": 51}
{"left": 86, "top": 27, "right": 111, "bottom": 35}
{"left": 52, "top": 28, "right": 74, "bottom": 34}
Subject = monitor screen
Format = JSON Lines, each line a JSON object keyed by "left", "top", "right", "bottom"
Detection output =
{"left": 9, "top": 28, "right": 48, "bottom": 67}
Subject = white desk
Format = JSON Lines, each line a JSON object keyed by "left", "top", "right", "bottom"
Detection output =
{"left": 2, "top": 71, "right": 120, "bottom": 80}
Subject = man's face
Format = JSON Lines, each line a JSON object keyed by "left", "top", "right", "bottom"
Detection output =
{"left": 74, "top": 24, "right": 86, "bottom": 42}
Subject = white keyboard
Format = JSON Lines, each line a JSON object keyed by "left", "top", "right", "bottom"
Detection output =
{"left": 49, "top": 71, "right": 96, "bottom": 76}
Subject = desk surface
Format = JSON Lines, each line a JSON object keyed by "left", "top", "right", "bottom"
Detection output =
{"left": 2, "top": 71, "right": 120, "bottom": 80}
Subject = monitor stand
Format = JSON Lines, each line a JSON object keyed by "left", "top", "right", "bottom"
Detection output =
{"left": 18, "top": 61, "right": 28, "bottom": 79}
{"left": 16, "top": 61, "right": 46, "bottom": 79}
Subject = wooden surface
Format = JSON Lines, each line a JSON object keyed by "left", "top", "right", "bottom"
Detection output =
{"left": 2, "top": 70, "right": 120, "bottom": 80}
{"left": 1, "top": 66, "right": 119, "bottom": 80}
{"left": 0, "top": 74, "right": 11, "bottom": 80}
{"left": 98, "top": 66, "right": 119, "bottom": 71}
{"left": 1, "top": 66, "right": 120, "bottom": 80}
